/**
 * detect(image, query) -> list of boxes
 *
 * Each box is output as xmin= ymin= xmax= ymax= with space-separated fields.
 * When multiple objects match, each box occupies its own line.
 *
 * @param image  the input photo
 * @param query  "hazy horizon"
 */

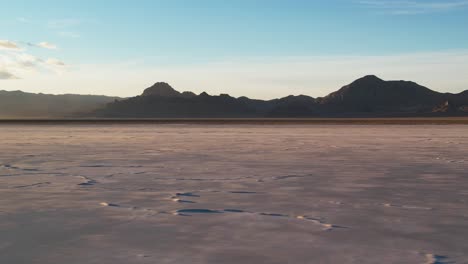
xmin=1 ymin=0 xmax=468 ymax=99
xmin=2 ymin=74 xmax=466 ymax=100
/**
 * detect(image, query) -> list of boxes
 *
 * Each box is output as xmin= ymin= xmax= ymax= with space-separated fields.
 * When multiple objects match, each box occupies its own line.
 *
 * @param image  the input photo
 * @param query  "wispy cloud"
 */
xmin=45 ymin=58 xmax=66 ymax=66
xmin=0 ymin=39 xmax=66 ymax=79
xmin=0 ymin=70 xmax=18 ymax=79
xmin=358 ymin=0 xmax=468 ymax=14
xmin=36 ymin=42 xmax=58 ymax=50
xmin=0 ymin=40 xmax=21 ymax=51
xmin=21 ymin=41 xmax=59 ymax=50
xmin=0 ymin=52 xmax=67 ymax=77
xmin=13 ymin=53 xmax=41 ymax=68
xmin=2 ymin=40 xmax=59 ymax=51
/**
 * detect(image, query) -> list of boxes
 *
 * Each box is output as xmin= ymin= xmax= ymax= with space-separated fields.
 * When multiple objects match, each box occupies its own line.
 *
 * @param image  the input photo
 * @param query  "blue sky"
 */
xmin=1 ymin=0 xmax=468 ymax=98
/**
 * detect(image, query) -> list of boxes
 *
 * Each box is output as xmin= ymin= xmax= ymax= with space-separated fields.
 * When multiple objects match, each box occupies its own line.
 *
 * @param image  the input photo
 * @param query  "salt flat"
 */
xmin=0 ymin=124 xmax=467 ymax=264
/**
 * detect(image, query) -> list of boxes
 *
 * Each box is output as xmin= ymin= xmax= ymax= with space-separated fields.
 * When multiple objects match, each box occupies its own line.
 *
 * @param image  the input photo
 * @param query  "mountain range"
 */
xmin=1 ymin=75 xmax=467 ymax=118
xmin=93 ymin=75 xmax=468 ymax=118
xmin=0 ymin=90 xmax=118 ymax=118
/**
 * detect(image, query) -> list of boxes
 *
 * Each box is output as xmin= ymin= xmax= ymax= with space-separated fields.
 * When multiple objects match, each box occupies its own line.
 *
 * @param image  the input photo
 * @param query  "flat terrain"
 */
xmin=1 ymin=117 xmax=468 ymax=125
xmin=0 ymin=124 xmax=467 ymax=263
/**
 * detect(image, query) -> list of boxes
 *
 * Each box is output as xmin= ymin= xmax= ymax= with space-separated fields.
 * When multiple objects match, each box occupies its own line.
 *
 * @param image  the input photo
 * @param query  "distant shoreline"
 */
xmin=1 ymin=117 xmax=468 ymax=125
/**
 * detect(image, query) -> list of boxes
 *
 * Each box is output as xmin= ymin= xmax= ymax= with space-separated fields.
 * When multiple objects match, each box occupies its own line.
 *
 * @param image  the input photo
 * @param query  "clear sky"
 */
xmin=1 ymin=0 xmax=468 ymax=99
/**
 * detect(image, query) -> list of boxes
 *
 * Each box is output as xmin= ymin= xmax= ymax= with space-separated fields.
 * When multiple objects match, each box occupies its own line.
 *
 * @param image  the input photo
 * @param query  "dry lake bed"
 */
xmin=1 ymin=124 xmax=467 ymax=264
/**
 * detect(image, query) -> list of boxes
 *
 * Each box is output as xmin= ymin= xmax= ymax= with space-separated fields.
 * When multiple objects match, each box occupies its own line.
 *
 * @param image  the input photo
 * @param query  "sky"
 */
xmin=1 ymin=0 xmax=468 ymax=99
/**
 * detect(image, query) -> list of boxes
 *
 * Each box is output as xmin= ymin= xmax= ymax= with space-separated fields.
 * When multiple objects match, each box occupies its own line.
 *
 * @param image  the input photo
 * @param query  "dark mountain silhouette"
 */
xmin=266 ymin=95 xmax=318 ymax=117
xmin=93 ymin=76 xmax=468 ymax=118
xmin=1 ymin=76 xmax=467 ymax=118
xmin=0 ymin=90 xmax=119 ymax=118
xmin=142 ymin=82 xmax=182 ymax=97
xmin=94 ymin=89 xmax=258 ymax=118
xmin=316 ymin=75 xmax=451 ymax=115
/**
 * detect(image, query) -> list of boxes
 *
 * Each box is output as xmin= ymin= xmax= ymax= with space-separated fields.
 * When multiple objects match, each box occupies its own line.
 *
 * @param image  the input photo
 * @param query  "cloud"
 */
xmin=0 ymin=70 xmax=18 ymax=79
xmin=0 ymin=40 xmax=67 ymax=79
xmin=0 ymin=52 xmax=67 ymax=78
xmin=357 ymin=0 xmax=468 ymax=14
xmin=14 ymin=53 xmax=42 ymax=68
xmin=46 ymin=58 xmax=66 ymax=66
xmin=36 ymin=42 xmax=57 ymax=50
xmin=0 ymin=52 xmax=41 ymax=73
xmin=0 ymin=35 xmax=66 ymax=80
xmin=24 ymin=41 xmax=59 ymax=50
xmin=0 ymin=40 xmax=21 ymax=51
xmin=42 ymin=58 xmax=67 ymax=75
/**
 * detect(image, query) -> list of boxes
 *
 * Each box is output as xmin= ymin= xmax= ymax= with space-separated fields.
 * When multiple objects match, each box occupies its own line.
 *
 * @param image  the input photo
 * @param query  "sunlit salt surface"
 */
xmin=0 ymin=124 xmax=467 ymax=263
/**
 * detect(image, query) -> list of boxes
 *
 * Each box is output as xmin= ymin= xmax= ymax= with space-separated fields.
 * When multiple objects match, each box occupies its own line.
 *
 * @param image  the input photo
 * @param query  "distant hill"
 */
xmin=315 ymin=75 xmax=468 ymax=116
xmin=0 ymin=90 xmax=119 ymax=118
xmin=93 ymin=76 xmax=468 ymax=118
xmin=93 ymin=83 xmax=259 ymax=118
xmin=2 ymin=76 xmax=467 ymax=118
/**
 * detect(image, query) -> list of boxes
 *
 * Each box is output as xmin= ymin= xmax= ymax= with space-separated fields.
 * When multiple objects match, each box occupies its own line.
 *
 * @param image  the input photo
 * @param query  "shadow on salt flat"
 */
xmin=77 ymin=176 xmax=98 ymax=186
xmin=170 ymin=176 xmax=255 ymax=182
xmin=175 ymin=192 xmax=200 ymax=197
xmin=100 ymin=202 xmax=120 ymax=207
xmin=1 ymin=164 xmax=40 ymax=172
xmin=260 ymin=212 xmax=288 ymax=217
xmin=80 ymin=165 xmax=144 ymax=168
xmin=171 ymin=198 xmax=196 ymax=204
xmin=14 ymin=182 xmax=50 ymax=188
xmin=96 ymin=190 xmax=346 ymax=231
xmin=173 ymin=208 xmax=346 ymax=231
xmin=425 ymin=254 xmax=454 ymax=264
xmin=79 ymin=165 xmax=110 ymax=168
xmin=272 ymin=175 xmax=307 ymax=180
xmin=175 ymin=209 xmax=222 ymax=214
xmin=223 ymin=209 xmax=245 ymax=213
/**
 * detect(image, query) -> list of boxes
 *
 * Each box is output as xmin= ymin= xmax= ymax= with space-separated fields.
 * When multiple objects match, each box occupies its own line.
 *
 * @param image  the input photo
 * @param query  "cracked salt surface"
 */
xmin=0 ymin=124 xmax=467 ymax=264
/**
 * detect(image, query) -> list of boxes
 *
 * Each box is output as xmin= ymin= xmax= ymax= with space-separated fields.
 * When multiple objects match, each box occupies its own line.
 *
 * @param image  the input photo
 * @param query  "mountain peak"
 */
xmin=352 ymin=75 xmax=384 ymax=85
xmin=142 ymin=82 xmax=181 ymax=97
